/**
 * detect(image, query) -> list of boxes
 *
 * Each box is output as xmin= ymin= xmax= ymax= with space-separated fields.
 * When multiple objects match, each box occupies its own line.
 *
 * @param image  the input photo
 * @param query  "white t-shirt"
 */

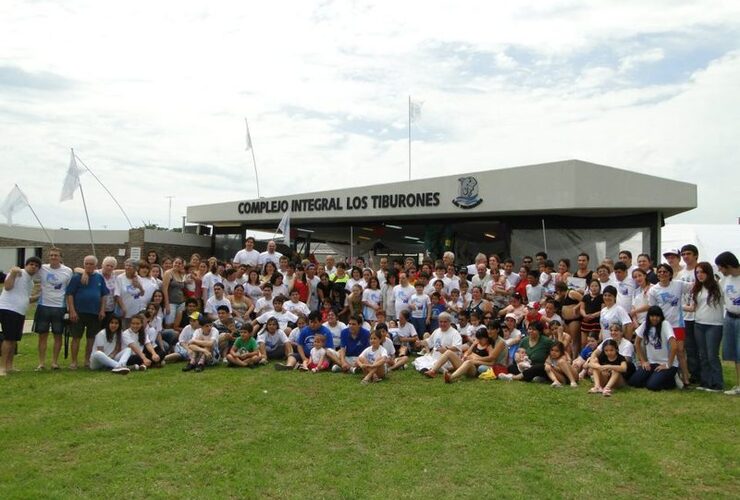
xmin=648 ymin=280 xmax=692 ymax=328
xmin=38 ymin=264 xmax=72 ymax=308
xmin=146 ymin=326 xmax=158 ymax=345
xmin=192 ymin=327 xmax=218 ymax=347
xmin=599 ymin=304 xmax=632 ymax=338
xmin=676 ymin=268 xmax=696 ymax=321
xmin=504 ymin=271 xmax=521 ymax=288
xmin=408 ymin=293 xmax=430 ymax=319
xmin=258 ymin=251 xmax=282 ymax=268
xmin=98 ymin=271 xmax=117 ymax=312
xmin=632 ymin=286 xmax=651 ymax=324
xmin=233 ymin=248 xmax=260 ymax=267
xmin=256 ymin=310 xmax=298 ymax=331
xmin=636 ymin=320 xmax=677 ymax=366
xmin=322 ymin=321 xmax=346 ymax=348
xmin=598 ymin=337 xmax=634 ymax=359
xmin=284 ymin=300 xmax=311 ymax=317
xmin=721 ymin=274 xmax=740 ymax=315
xmin=115 ymin=274 xmax=144 ymax=318
xmin=615 ymin=279 xmax=635 ymax=311
xmin=0 ymin=269 xmax=36 ymax=315
xmin=525 ymin=284 xmax=545 ymax=304
xmin=307 ymin=275 xmax=320 ymax=311
xmin=93 ymin=329 xmax=117 ymax=357
xmin=381 ymin=338 xmax=396 ymax=358
xmin=254 ymin=296 xmax=274 ymax=316
xmin=205 ymin=296 xmax=232 ymax=316
xmin=310 ymin=346 xmax=326 ymax=364
xmin=362 ymin=288 xmax=383 ymax=321
xmin=138 ymin=276 xmax=160 ymax=306
xmin=694 ymin=288 xmax=724 ymax=325
xmin=244 ymin=283 xmax=263 ymax=301
xmin=359 ymin=345 xmax=388 ymax=364
xmin=257 ymin=329 xmax=289 ymax=351
xmin=393 ymin=322 xmax=418 ymax=343
xmin=272 ymin=283 xmax=289 ymax=298
xmin=201 ymin=272 xmax=222 ymax=300
xmin=122 ymin=328 xmax=151 ymax=350
xmin=346 ymin=278 xmax=366 ymax=292
xmin=178 ymin=325 xmax=195 ymax=344
xmin=426 ymin=327 xmax=463 ymax=352
xmin=392 ymin=284 xmax=416 ymax=315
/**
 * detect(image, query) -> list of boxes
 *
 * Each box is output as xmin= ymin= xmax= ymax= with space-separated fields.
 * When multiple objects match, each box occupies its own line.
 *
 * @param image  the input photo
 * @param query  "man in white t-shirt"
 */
xmin=204 ymin=283 xmax=232 ymax=320
xmin=33 ymin=247 xmax=73 ymax=370
xmin=252 ymin=296 xmax=298 ymax=335
xmin=0 ymin=256 xmax=41 ymax=375
xmin=232 ymin=236 xmax=261 ymax=268
xmin=678 ymin=244 xmax=699 ymax=384
xmin=613 ymin=262 xmax=636 ymax=312
xmin=258 ymin=240 xmax=283 ymax=272
xmin=324 ymin=255 xmax=338 ymax=278
xmin=715 ymin=251 xmax=740 ymax=395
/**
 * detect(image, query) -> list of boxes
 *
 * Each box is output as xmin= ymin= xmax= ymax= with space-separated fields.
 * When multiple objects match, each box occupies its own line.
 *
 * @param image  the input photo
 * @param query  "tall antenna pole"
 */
xmin=408 ymin=95 xmax=411 ymax=181
xmin=165 ymin=195 xmax=174 ymax=228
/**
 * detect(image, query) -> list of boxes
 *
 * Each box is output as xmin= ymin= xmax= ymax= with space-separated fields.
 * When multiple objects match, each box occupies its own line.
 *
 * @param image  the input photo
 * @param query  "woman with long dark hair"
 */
xmin=691 ymin=262 xmax=725 ymax=391
xmin=629 ymin=306 xmax=679 ymax=391
xmin=89 ymin=316 xmax=130 ymax=374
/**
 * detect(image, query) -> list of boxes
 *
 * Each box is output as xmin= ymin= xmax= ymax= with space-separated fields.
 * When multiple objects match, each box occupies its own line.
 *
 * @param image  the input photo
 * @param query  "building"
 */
xmin=0 ymin=225 xmax=212 ymax=271
xmin=186 ymin=159 xmax=697 ymax=264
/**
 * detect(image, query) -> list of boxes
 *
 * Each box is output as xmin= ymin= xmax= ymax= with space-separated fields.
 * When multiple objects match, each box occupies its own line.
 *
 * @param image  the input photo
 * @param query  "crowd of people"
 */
xmin=0 ymin=237 xmax=738 ymax=397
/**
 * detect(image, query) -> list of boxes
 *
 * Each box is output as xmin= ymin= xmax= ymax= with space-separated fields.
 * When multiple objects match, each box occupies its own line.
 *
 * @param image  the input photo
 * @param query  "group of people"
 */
xmin=0 ymin=238 xmax=738 ymax=396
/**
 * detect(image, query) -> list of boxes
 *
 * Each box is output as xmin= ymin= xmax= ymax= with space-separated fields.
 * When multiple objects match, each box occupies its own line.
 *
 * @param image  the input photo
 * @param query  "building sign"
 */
xmin=237 ymin=192 xmax=441 ymax=215
xmin=452 ymin=176 xmax=483 ymax=209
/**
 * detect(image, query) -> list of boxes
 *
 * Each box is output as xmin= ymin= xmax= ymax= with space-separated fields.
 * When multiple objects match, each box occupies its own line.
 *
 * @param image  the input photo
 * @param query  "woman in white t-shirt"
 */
xmin=90 ymin=316 xmax=130 ymax=374
xmin=121 ymin=314 xmax=160 ymax=370
xmin=689 ymin=262 xmax=725 ymax=391
xmin=361 ymin=277 xmax=382 ymax=322
xmin=630 ymin=268 xmax=652 ymax=325
xmin=598 ymin=286 xmax=634 ymax=341
xmin=628 ymin=306 xmax=678 ymax=391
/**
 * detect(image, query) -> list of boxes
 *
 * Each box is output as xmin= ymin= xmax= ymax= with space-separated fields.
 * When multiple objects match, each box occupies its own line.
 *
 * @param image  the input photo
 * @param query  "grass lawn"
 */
xmin=1 ymin=336 xmax=738 ymax=499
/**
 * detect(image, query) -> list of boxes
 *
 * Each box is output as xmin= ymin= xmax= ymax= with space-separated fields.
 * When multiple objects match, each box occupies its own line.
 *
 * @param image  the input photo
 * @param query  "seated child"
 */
xmin=302 ymin=333 xmax=330 ymax=372
xmin=514 ymin=347 xmax=532 ymax=373
xmin=544 ymin=341 xmax=578 ymax=388
xmin=356 ymin=330 xmax=389 ymax=384
xmin=572 ymin=333 xmax=600 ymax=379
xmin=226 ymin=325 xmax=262 ymax=367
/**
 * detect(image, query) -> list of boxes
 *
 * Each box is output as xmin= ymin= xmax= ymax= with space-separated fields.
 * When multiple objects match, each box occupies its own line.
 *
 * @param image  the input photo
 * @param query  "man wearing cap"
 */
xmin=663 ymin=248 xmax=683 ymax=276
xmin=164 ymin=311 xmax=200 ymax=364
xmin=183 ymin=315 xmax=219 ymax=372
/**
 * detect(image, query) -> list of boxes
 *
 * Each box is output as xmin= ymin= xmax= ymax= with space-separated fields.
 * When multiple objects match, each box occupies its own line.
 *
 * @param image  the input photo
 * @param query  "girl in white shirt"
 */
xmin=689 ymin=262 xmax=725 ymax=391
xmin=121 ymin=314 xmax=160 ymax=371
xmin=356 ymin=330 xmax=388 ymax=384
xmin=629 ymin=306 xmax=679 ymax=391
xmin=90 ymin=316 xmax=130 ymax=374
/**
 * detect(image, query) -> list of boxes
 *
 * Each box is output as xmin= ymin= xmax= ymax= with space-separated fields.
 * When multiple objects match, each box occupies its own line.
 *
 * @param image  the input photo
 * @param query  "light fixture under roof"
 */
xmin=385 ymin=224 xmax=402 ymax=230
xmin=357 ymin=235 xmax=371 ymax=240
xmin=404 ymin=235 xmax=420 ymax=240
xmin=484 ymin=233 xmax=496 ymax=239
xmin=361 ymin=227 xmax=374 ymax=232
xmin=295 ymin=227 xmax=315 ymax=233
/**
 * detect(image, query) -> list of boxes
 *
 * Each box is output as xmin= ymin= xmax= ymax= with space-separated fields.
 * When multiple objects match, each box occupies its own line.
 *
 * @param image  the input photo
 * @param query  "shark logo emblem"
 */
xmin=453 ymin=176 xmax=483 ymax=209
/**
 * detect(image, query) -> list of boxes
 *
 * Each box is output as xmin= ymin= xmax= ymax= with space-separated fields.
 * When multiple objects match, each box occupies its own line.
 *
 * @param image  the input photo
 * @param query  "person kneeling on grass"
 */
xmin=226 ymin=325 xmax=262 ymax=367
xmin=90 ymin=316 xmax=131 ymax=375
xmin=589 ymin=339 xmax=629 ymax=397
xmin=182 ymin=315 xmax=219 ymax=373
xmin=356 ymin=330 xmax=389 ymax=384
xmin=122 ymin=314 xmax=160 ymax=372
xmin=302 ymin=332 xmax=330 ymax=372
xmin=544 ymin=341 xmax=578 ymax=388
xmin=628 ymin=306 xmax=679 ymax=391
xmin=164 ymin=311 xmax=198 ymax=364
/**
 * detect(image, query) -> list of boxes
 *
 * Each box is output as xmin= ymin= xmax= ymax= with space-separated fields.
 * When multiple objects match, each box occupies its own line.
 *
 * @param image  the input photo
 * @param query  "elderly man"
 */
xmin=0 ymin=256 xmax=42 ymax=375
xmin=66 ymin=255 xmax=109 ymax=370
xmin=412 ymin=312 xmax=463 ymax=374
xmin=258 ymin=240 xmax=283 ymax=271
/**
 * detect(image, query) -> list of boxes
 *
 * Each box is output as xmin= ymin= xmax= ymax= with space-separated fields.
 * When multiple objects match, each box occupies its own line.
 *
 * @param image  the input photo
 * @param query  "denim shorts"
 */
xmin=33 ymin=305 xmax=66 ymax=335
xmin=722 ymin=315 xmax=740 ymax=362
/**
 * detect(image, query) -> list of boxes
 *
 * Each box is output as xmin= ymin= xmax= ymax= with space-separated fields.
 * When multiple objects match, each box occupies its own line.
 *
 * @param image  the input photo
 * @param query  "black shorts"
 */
xmin=33 ymin=305 xmax=66 ymax=335
xmin=69 ymin=313 xmax=101 ymax=339
xmin=0 ymin=309 xmax=26 ymax=342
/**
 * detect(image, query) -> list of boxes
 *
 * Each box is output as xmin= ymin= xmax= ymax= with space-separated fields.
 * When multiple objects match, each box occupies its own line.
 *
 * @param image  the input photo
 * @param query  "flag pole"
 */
xmin=74 ymin=154 xmax=134 ymax=228
xmin=78 ymin=179 xmax=96 ymax=257
xmin=245 ymin=118 xmax=261 ymax=198
xmin=408 ymin=95 xmax=411 ymax=181
xmin=17 ymin=185 xmax=54 ymax=245
xmin=541 ymin=218 xmax=548 ymax=254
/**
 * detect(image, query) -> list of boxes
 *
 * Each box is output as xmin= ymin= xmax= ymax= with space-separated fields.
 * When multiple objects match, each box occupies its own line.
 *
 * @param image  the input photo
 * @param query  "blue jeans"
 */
xmin=695 ymin=322 xmax=724 ymax=390
xmin=723 ymin=315 xmax=740 ymax=362
xmin=683 ymin=320 xmax=701 ymax=383
xmin=410 ymin=317 xmax=427 ymax=337
xmin=628 ymin=364 xmax=678 ymax=391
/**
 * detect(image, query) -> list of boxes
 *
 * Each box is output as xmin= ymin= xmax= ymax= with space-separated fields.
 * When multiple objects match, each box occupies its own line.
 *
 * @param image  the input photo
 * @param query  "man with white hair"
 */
xmin=467 ymin=253 xmax=487 ymax=277
xmin=66 ymin=255 xmax=109 ymax=369
xmin=412 ymin=312 xmax=462 ymax=373
xmin=442 ymin=251 xmax=456 ymax=268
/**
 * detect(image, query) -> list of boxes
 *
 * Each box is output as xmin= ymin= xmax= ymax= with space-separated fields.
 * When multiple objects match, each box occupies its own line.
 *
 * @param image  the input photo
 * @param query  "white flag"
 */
xmin=245 ymin=118 xmax=253 ymax=151
xmin=0 ymin=184 xmax=29 ymax=224
xmin=60 ymin=149 xmax=85 ymax=202
xmin=277 ymin=208 xmax=291 ymax=246
xmin=410 ymin=99 xmax=423 ymax=123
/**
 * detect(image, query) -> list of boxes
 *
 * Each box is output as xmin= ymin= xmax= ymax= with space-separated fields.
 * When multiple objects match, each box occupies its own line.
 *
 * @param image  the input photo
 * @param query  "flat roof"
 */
xmin=187 ymin=159 xmax=697 ymax=227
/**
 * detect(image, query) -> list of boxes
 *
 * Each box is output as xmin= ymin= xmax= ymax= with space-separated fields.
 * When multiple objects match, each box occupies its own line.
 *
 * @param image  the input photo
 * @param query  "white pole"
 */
xmin=165 ymin=195 xmax=174 ymax=228
xmin=78 ymin=180 xmax=96 ymax=257
xmin=74 ymin=154 xmax=134 ymax=228
xmin=246 ymin=117 xmax=261 ymax=198
xmin=541 ymin=218 xmax=548 ymax=254
xmin=350 ymin=226 xmax=354 ymax=262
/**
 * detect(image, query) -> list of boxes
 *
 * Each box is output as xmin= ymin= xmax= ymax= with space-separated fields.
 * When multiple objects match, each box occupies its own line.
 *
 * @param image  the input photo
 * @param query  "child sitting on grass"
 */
xmin=544 ymin=341 xmax=578 ymax=387
xmin=572 ymin=333 xmax=599 ymax=379
xmin=513 ymin=347 xmax=532 ymax=373
xmin=182 ymin=315 xmax=218 ymax=373
xmin=302 ymin=333 xmax=329 ymax=372
xmin=356 ymin=330 xmax=388 ymax=384
xmin=226 ymin=325 xmax=261 ymax=367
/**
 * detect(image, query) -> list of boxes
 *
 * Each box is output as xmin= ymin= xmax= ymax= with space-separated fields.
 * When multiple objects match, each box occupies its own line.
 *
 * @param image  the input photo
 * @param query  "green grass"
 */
xmin=1 ymin=337 xmax=739 ymax=499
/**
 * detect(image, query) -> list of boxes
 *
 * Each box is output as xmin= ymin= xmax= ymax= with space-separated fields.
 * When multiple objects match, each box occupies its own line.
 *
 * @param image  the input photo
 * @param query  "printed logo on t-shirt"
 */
xmin=46 ymin=273 xmax=63 ymax=290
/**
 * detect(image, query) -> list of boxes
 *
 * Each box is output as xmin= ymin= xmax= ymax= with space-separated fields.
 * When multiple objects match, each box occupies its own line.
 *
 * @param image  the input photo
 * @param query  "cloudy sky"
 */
xmin=1 ymin=0 xmax=739 ymax=230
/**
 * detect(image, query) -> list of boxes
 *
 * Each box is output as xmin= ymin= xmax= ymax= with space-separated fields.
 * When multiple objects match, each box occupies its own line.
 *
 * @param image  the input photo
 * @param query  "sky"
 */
xmin=1 ymin=0 xmax=739 ymax=230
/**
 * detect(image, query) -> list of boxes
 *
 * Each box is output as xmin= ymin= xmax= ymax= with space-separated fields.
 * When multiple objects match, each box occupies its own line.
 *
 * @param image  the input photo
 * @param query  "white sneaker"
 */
xmin=674 ymin=374 xmax=684 ymax=389
xmin=331 ymin=365 xmax=342 ymax=373
xmin=112 ymin=366 xmax=130 ymax=375
xmin=497 ymin=373 xmax=514 ymax=381
xmin=724 ymin=385 xmax=740 ymax=396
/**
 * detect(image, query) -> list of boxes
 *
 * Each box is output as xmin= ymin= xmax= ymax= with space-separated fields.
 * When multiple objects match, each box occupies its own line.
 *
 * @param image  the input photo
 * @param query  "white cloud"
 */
xmin=0 ymin=0 xmax=739 ymax=230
